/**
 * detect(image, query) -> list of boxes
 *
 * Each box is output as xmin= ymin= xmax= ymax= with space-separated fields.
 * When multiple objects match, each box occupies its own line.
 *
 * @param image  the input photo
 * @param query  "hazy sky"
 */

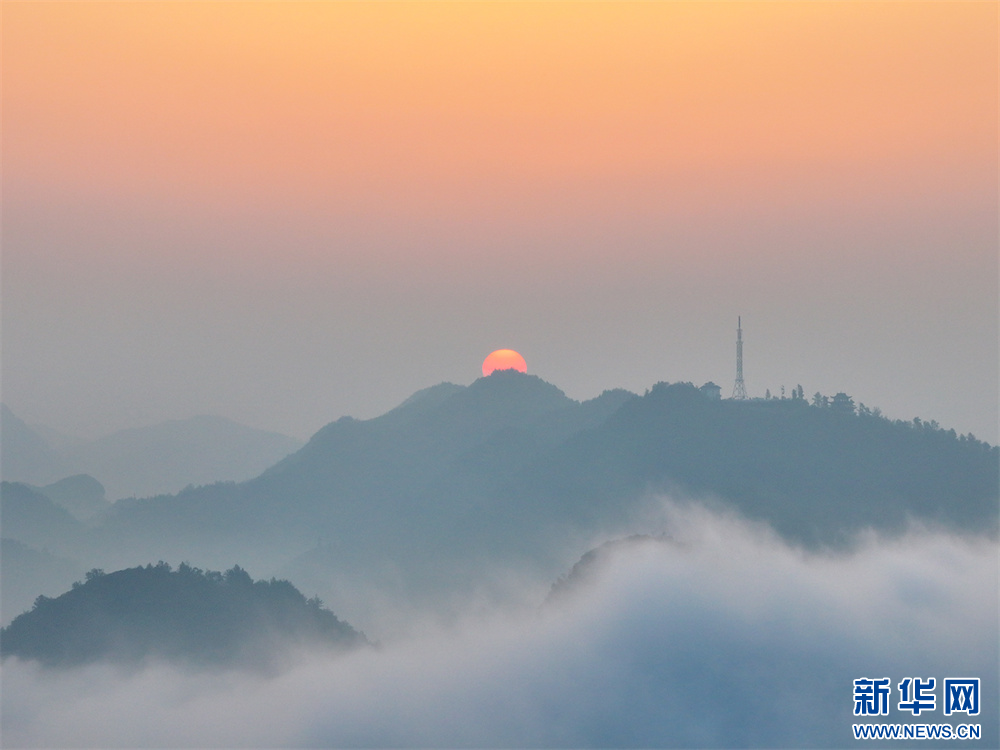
xmin=3 ymin=2 xmax=997 ymax=442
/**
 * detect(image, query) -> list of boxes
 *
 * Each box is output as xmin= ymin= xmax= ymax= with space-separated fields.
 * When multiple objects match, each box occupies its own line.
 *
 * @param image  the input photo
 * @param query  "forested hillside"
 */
xmin=1 ymin=563 xmax=365 ymax=669
xmin=518 ymin=381 xmax=998 ymax=544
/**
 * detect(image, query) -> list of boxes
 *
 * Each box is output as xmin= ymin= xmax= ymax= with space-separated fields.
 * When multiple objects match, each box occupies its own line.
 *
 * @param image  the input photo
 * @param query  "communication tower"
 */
xmin=732 ymin=316 xmax=748 ymax=400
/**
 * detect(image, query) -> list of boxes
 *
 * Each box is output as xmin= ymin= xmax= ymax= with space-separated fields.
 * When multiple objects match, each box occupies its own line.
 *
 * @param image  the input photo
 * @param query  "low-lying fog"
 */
xmin=3 ymin=502 xmax=996 ymax=748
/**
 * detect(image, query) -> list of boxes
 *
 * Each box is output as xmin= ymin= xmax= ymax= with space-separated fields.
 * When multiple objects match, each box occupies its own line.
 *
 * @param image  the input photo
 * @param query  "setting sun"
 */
xmin=482 ymin=349 xmax=527 ymax=377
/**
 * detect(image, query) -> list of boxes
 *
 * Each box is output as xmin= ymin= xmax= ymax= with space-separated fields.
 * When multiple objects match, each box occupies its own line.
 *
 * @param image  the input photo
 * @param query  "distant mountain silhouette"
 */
xmin=1 ymin=482 xmax=95 ymax=625
xmin=30 ymin=474 xmax=109 ymax=521
xmin=15 ymin=374 xmax=998 ymax=616
xmin=61 ymin=414 xmax=303 ymax=500
xmin=0 ymin=404 xmax=73 ymax=485
xmin=1 ymin=539 xmax=80 ymax=626
xmin=1 ymin=405 xmax=303 ymax=500
xmin=95 ymin=373 xmax=636 ymax=571
xmin=1 ymin=483 xmax=87 ymax=556
xmin=0 ymin=563 xmax=365 ymax=669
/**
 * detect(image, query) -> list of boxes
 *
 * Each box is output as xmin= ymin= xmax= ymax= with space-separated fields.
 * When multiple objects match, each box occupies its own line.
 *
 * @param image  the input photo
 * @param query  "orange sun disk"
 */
xmin=482 ymin=349 xmax=527 ymax=377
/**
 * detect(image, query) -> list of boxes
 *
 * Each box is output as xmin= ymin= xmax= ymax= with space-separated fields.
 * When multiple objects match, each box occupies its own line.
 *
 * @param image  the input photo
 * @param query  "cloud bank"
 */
xmin=3 ymin=504 xmax=996 ymax=748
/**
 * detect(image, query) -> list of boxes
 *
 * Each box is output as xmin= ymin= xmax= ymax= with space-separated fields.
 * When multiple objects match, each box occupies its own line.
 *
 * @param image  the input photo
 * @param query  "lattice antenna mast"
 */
xmin=732 ymin=316 xmax=748 ymax=400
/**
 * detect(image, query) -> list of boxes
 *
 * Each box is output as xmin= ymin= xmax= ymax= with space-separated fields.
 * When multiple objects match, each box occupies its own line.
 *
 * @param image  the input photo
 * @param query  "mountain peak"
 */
xmin=468 ymin=369 xmax=572 ymax=404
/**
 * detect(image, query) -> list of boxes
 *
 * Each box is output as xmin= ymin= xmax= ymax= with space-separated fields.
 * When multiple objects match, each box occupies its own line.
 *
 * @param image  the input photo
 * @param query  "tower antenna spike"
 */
xmin=732 ymin=317 xmax=748 ymax=400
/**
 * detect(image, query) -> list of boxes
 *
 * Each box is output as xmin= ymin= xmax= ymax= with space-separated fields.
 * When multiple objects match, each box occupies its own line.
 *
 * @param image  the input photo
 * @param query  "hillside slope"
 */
xmin=0 ymin=563 xmax=365 ymax=669
xmin=61 ymin=375 xmax=999 ymax=609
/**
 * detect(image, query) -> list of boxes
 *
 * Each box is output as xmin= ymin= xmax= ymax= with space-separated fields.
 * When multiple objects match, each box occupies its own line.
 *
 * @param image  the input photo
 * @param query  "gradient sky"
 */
xmin=3 ymin=1 xmax=997 ymax=442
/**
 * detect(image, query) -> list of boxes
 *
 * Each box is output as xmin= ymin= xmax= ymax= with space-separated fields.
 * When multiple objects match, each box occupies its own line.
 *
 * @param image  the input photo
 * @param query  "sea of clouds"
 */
xmin=2 ymin=502 xmax=996 ymax=748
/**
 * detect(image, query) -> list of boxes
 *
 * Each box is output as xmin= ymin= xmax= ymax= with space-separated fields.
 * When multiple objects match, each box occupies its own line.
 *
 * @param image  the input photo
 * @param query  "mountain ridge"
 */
xmin=4 ymin=373 xmax=996 ymax=628
xmin=1 ymin=406 xmax=303 ymax=500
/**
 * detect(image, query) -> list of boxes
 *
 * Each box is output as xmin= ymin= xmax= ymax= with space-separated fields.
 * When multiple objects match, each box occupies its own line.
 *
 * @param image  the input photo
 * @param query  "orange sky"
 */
xmin=7 ymin=1 xmax=995 ymax=225
xmin=3 ymin=2 xmax=997 ymax=442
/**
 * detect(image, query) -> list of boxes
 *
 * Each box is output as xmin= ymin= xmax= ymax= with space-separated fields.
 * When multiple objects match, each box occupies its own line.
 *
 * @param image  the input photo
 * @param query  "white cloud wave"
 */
xmin=2 ymin=503 xmax=996 ymax=748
